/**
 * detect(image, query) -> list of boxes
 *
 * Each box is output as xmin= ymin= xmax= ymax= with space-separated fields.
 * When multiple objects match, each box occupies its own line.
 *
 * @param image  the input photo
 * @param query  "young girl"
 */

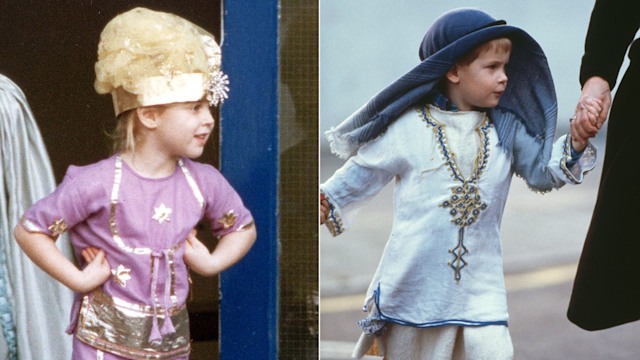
xmin=320 ymin=8 xmax=600 ymax=359
xmin=13 ymin=8 xmax=256 ymax=359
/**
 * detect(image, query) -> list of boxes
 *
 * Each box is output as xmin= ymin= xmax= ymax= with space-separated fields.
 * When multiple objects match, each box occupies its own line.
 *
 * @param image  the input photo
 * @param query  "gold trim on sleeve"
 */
xmin=217 ymin=210 xmax=237 ymax=229
xmin=47 ymin=218 xmax=68 ymax=238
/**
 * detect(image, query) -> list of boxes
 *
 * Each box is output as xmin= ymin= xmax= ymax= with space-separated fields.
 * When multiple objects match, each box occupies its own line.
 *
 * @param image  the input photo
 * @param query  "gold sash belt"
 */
xmin=76 ymin=289 xmax=190 ymax=359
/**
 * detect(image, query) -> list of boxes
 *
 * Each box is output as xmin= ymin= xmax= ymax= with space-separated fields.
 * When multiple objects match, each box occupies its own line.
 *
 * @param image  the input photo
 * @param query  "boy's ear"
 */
xmin=136 ymin=106 xmax=159 ymax=129
xmin=446 ymin=65 xmax=461 ymax=84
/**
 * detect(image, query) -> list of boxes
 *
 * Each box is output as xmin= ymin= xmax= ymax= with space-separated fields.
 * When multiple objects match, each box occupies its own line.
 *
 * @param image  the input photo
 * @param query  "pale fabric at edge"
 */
xmin=0 ymin=74 xmax=74 ymax=359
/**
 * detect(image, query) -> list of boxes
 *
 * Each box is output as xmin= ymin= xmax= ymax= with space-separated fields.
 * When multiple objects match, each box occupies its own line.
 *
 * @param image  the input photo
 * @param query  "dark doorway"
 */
xmin=0 ymin=1 xmax=221 ymax=178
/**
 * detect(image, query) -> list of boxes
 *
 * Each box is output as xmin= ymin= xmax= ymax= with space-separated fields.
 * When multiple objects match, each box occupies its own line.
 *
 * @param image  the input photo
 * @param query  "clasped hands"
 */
xmin=570 ymin=76 xmax=612 ymax=152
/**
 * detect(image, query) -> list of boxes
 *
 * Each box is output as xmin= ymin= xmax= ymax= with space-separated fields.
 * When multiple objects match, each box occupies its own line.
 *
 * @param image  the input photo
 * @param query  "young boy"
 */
xmin=320 ymin=8 xmax=600 ymax=359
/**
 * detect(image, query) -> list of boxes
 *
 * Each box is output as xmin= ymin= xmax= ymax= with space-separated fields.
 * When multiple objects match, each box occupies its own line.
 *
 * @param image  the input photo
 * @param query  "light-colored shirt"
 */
xmin=322 ymin=105 xmax=596 ymax=331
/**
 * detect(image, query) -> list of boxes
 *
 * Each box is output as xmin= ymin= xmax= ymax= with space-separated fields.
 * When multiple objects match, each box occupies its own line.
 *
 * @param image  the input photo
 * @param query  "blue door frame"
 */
xmin=219 ymin=1 xmax=279 ymax=359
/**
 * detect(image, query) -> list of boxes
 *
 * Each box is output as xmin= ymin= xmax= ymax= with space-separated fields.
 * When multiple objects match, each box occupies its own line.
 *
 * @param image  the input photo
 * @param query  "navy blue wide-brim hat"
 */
xmin=419 ymin=8 xmax=520 ymax=62
xmin=327 ymin=8 xmax=557 ymax=163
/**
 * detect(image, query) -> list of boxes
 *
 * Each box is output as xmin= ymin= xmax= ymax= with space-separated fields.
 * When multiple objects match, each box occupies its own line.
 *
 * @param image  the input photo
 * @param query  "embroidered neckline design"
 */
xmin=418 ymin=105 xmax=491 ymax=282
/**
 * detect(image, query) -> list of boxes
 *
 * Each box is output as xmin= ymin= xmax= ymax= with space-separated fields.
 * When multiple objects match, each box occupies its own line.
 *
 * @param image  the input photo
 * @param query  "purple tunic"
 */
xmin=21 ymin=154 xmax=253 ymax=358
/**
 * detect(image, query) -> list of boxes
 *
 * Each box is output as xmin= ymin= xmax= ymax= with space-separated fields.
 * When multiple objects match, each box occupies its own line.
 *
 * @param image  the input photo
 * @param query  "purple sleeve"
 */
xmin=197 ymin=164 xmax=253 ymax=238
xmin=20 ymin=166 xmax=91 ymax=239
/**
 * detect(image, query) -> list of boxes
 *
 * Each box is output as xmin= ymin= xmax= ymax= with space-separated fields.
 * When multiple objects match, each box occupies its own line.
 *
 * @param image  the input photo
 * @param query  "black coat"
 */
xmin=567 ymin=0 xmax=640 ymax=330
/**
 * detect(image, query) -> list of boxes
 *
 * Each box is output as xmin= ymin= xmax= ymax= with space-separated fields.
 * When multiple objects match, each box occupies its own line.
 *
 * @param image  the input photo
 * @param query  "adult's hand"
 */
xmin=571 ymin=76 xmax=611 ymax=147
xmin=580 ymin=76 xmax=611 ymax=129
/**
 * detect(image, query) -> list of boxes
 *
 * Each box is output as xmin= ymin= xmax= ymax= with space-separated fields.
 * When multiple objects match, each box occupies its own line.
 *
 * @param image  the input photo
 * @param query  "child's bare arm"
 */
xmin=14 ymin=224 xmax=111 ymax=293
xmin=184 ymin=224 xmax=257 ymax=277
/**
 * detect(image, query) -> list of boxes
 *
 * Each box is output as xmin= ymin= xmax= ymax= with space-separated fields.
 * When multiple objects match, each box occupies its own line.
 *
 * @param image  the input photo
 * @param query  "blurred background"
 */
xmin=319 ymin=1 xmax=640 ymax=359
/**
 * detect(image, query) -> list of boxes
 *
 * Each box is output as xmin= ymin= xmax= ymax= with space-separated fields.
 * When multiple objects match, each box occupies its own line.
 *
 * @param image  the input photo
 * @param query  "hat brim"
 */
xmin=427 ymin=24 xmax=534 ymax=68
xmin=326 ymin=21 xmax=554 ymax=160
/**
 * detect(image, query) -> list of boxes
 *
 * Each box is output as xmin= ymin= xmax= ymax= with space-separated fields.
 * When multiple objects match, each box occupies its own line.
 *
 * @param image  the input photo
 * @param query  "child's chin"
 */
xmin=184 ymin=150 xmax=204 ymax=159
xmin=485 ymin=99 xmax=500 ymax=108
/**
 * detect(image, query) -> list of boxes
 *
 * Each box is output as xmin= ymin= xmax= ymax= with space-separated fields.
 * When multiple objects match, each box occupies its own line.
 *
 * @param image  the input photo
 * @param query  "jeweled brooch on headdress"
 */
xmin=207 ymin=70 xmax=229 ymax=107
xmin=202 ymin=35 xmax=229 ymax=106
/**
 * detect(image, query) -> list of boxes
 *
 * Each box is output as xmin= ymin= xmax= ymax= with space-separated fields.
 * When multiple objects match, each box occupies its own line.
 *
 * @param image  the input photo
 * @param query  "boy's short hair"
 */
xmin=458 ymin=37 xmax=512 ymax=65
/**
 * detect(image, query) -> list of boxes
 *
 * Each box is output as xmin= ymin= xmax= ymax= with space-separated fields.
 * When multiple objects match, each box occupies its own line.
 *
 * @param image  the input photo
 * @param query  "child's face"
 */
xmin=154 ymin=99 xmax=215 ymax=159
xmin=451 ymin=47 xmax=510 ymax=111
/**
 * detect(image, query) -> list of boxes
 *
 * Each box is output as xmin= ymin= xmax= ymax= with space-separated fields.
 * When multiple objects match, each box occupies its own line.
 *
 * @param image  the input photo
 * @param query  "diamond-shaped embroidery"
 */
xmin=419 ymin=106 xmax=491 ymax=282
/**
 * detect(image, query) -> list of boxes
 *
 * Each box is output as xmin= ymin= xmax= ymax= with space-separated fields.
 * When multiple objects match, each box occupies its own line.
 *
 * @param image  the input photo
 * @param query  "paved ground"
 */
xmin=319 ymin=136 xmax=640 ymax=359
xmin=321 ymin=278 xmax=640 ymax=360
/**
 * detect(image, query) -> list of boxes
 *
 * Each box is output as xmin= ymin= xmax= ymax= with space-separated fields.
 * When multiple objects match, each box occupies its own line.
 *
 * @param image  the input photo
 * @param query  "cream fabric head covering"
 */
xmin=95 ymin=7 xmax=228 ymax=115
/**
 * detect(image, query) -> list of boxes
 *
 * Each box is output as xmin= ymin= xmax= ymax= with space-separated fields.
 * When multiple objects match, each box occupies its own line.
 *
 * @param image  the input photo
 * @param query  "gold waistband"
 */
xmin=76 ymin=289 xmax=190 ymax=359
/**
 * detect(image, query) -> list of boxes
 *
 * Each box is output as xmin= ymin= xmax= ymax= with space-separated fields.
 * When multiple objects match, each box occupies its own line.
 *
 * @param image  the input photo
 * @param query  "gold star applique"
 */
xmin=152 ymin=203 xmax=172 ymax=224
xmin=111 ymin=264 xmax=132 ymax=288
xmin=217 ymin=210 xmax=237 ymax=229
xmin=48 ymin=218 xmax=67 ymax=238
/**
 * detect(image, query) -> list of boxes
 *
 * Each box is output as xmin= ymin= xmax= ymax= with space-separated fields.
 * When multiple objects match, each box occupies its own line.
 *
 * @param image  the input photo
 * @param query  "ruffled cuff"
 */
xmin=559 ymin=134 xmax=597 ymax=184
xmin=320 ymin=190 xmax=345 ymax=237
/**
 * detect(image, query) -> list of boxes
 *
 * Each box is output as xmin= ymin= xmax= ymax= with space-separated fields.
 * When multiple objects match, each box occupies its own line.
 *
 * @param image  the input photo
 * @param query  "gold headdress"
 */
xmin=95 ymin=7 xmax=229 ymax=115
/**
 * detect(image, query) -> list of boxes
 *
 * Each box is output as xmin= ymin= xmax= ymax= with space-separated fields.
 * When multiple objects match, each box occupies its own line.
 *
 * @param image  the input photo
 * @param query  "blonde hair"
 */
xmin=111 ymin=110 xmax=138 ymax=153
xmin=458 ymin=37 xmax=512 ymax=65
xmin=111 ymin=105 xmax=170 ymax=153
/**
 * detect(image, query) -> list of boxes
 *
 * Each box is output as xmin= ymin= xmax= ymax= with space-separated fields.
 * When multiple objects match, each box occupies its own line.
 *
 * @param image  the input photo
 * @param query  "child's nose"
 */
xmin=202 ymin=110 xmax=215 ymax=127
xmin=499 ymin=70 xmax=508 ymax=83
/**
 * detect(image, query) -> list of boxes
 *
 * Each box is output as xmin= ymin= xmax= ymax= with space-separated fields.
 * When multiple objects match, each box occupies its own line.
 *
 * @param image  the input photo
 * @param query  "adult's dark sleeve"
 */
xmin=579 ymin=0 xmax=640 ymax=89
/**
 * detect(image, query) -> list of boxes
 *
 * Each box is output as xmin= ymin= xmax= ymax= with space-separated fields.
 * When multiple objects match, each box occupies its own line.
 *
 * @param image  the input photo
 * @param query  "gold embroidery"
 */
xmin=236 ymin=221 xmax=255 ymax=232
xmin=48 ymin=218 xmax=67 ymax=238
xmin=152 ymin=203 xmax=172 ymax=224
xmin=111 ymin=264 xmax=132 ymax=288
xmin=217 ymin=210 xmax=237 ymax=229
xmin=178 ymin=159 xmax=205 ymax=209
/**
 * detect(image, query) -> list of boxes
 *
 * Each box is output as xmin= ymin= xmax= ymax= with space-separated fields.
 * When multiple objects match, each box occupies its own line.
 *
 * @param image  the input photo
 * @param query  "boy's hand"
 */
xmin=320 ymin=195 xmax=330 ymax=225
xmin=579 ymin=96 xmax=603 ymax=126
xmin=581 ymin=76 xmax=612 ymax=129
xmin=571 ymin=76 xmax=612 ymax=151
xmin=571 ymin=96 xmax=602 ymax=151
